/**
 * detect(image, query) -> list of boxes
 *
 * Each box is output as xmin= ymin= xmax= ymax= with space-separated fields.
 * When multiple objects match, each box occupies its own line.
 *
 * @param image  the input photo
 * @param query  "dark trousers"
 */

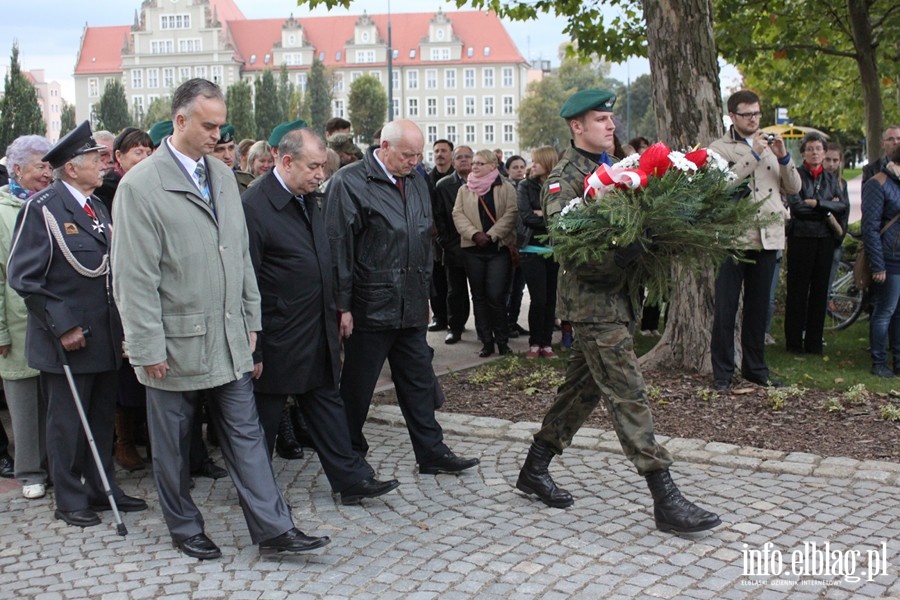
xmin=445 ymin=263 xmax=471 ymax=334
xmin=340 ymin=326 xmax=449 ymax=464
xmin=0 ymin=415 xmax=9 ymax=455
xmin=785 ymin=236 xmax=835 ymax=353
xmin=711 ymin=250 xmax=778 ymax=382
xmin=463 ymin=249 xmax=512 ymax=346
xmin=506 ymin=266 xmax=526 ymax=325
xmin=255 ymin=389 xmax=372 ymax=493
xmin=521 ymin=253 xmax=559 ymax=347
xmin=146 ymin=374 xmax=293 ymax=544
xmin=430 ymin=260 xmax=448 ymax=326
xmin=41 ymin=370 xmax=122 ymax=511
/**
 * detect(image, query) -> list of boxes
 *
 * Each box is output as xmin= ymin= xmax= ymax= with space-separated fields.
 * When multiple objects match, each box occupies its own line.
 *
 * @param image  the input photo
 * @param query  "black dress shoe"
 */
xmin=0 ymin=453 xmax=14 ymax=478
xmin=90 ymin=494 xmax=148 ymax=513
xmin=497 ymin=343 xmax=513 ymax=356
xmin=478 ymin=344 xmax=494 ymax=358
xmin=54 ymin=509 xmax=101 ymax=527
xmin=712 ymin=380 xmax=731 ymax=392
xmin=191 ymin=458 xmax=228 ymax=479
xmin=743 ymin=373 xmax=784 ymax=388
xmin=428 ymin=321 xmax=448 ymax=332
xmin=259 ymin=527 xmax=330 ymax=554
xmin=419 ymin=452 xmax=480 ymax=475
xmin=340 ymin=477 xmax=401 ymax=505
xmin=174 ymin=533 xmax=222 ymax=560
xmin=275 ymin=412 xmax=305 ymax=460
xmin=444 ymin=331 xmax=461 ymax=345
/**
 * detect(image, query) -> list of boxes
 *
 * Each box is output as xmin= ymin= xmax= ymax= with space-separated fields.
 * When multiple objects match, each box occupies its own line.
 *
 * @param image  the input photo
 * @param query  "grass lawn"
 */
xmin=634 ymin=315 xmax=900 ymax=394
xmin=844 ymin=167 xmax=863 ymax=180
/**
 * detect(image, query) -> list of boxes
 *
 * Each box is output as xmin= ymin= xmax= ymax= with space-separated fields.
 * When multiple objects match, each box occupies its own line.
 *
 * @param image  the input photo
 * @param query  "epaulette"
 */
xmin=29 ymin=188 xmax=53 ymax=206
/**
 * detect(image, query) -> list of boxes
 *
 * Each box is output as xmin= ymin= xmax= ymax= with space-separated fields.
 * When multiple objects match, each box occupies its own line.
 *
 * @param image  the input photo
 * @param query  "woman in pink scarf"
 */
xmin=452 ymin=149 xmax=519 ymax=357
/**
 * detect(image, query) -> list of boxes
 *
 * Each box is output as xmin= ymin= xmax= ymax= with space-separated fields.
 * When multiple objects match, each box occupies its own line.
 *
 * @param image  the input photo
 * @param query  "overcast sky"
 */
xmin=1 ymin=0 xmax=664 ymax=102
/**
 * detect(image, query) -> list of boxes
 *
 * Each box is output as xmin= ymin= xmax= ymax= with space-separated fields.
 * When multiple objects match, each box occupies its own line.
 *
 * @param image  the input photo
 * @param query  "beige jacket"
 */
xmin=452 ymin=179 xmax=519 ymax=249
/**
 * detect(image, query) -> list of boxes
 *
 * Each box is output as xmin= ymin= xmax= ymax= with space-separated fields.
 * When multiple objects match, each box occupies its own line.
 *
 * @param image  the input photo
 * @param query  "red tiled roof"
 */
xmin=229 ymin=11 xmax=524 ymax=72
xmin=209 ymin=0 xmax=244 ymax=25
xmin=75 ymin=25 xmax=131 ymax=75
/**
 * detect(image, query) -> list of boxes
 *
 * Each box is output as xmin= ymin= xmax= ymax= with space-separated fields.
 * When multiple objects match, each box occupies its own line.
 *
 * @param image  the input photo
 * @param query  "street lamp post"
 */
xmin=387 ymin=0 xmax=393 ymax=122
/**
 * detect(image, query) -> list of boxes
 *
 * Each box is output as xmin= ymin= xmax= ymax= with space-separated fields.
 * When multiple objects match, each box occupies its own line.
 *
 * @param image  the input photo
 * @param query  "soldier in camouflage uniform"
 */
xmin=515 ymin=89 xmax=721 ymax=534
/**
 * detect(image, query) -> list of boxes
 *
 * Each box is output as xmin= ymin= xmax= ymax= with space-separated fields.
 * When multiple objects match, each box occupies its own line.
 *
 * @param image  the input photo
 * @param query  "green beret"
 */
xmin=559 ymin=89 xmax=616 ymax=119
xmin=148 ymin=120 xmax=173 ymax=148
xmin=218 ymin=124 xmax=235 ymax=144
xmin=268 ymin=119 xmax=308 ymax=147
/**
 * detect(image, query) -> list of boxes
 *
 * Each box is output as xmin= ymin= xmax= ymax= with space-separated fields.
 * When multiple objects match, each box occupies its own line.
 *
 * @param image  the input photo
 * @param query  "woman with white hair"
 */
xmin=0 ymin=134 xmax=53 ymax=499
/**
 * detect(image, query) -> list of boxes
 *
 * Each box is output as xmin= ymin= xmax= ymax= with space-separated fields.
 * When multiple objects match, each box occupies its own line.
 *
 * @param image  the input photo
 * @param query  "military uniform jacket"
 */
xmin=7 ymin=180 xmax=123 ymax=374
xmin=325 ymin=147 xmax=433 ymax=331
xmin=542 ymin=145 xmax=632 ymax=324
xmin=111 ymin=141 xmax=261 ymax=391
xmin=242 ymin=171 xmax=339 ymax=394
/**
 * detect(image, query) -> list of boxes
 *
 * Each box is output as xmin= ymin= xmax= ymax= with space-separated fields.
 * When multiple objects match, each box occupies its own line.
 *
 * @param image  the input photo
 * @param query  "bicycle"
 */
xmin=825 ymin=259 xmax=866 ymax=330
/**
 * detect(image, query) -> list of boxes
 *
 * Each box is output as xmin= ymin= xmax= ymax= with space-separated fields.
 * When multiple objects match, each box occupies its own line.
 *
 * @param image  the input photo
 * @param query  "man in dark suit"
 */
xmin=242 ymin=128 xmax=399 ymax=505
xmin=862 ymin=126 xmax=900 ymax=183
xmin=7 ymin=121 xmax=147 ymax=528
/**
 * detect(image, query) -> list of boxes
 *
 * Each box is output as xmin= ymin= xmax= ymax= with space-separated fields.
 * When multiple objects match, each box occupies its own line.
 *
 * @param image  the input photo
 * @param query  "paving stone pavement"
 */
xmin=1 ymin=404 xmax=898 ymax=599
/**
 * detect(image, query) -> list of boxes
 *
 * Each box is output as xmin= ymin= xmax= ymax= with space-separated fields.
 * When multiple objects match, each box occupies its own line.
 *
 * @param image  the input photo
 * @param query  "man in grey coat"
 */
xmin=111 ymin=78 xmax=329 ymax=559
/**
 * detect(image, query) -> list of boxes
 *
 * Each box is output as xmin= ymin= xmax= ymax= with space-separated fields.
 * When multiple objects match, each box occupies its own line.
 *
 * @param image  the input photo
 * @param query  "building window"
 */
xmin=503 ymin=124 xmax=514 ymax=143
xmin=151 ymin=40 xmax=174 ymax=54
xmin=446 ymin=124 xmax=457 ymax=144
xmin=211 ymin=66 xmax=223 ymax=85
xmin=160 ymin=14 xmax=191 ymax=30
xmin=392 ymin=70 xmax=400 ymax=91
xmin=147 ymin=68 xmax=159 ymax=88
xmin=392 ymin=98 xmax=400 ymax=118
xmin=369 ymin=70 xmax=381 ymax=82
xmin=194 ymin=66 xmax=207 ymax=79
xmin=296 ymin=72 xmax=308 ymax=93
xmin=425 ymin=70 xmax=437 ymax=89
xmin=132 ymin=95 xmax=144 ymax=117
xmin=465 ymin=124 xmax=476 ymax=144
xmin=163 ymin=68 xmax=175 ymax=88
xmin=484 ymin=124 xmax=495 ymax=144
xmin=502 ymin=95 xmax=514 ymax=115
xmin=178 ymin=39 xmax=201 ymax=53
xmin=464 ymin=68 xmax=475 ymax=88
xmin=426 ymin=97 xmax=437 ymax=117
xmin=444 ymin=68 xmax=456 ymax=90
xmin=464 ymin=96 xmax=475 ymax=116
xmin=483 ymin=96 xmax=494 ymax=116
xmin=445 ymin=96 xmax=456 ymax=117
xmin=407 ymin=70 xmax=418 ymax=90
xmin=355 ymin=49 xmax=375 ymax=63
xmin=430 ymin=47 xmax=450 ymax=61
xmin=88 ymin=78 xmax=99 ymax=97
xmin=351 ymin=71 xmax=362 ymax=83
xmin=131 ymin=69 xmax=143 ymax=89
xmin=283 ymin=53 xmax=302 ymax=66
xmin=179 ymin=67 xmax=191 ymax=83
xmin=333 ymin=73 xmax=344 ymax=93
xmin=483 ymin=68 xmax=494 ymax=88
xmin=502 ymin=67 xmax=514 ymax=87
xmin=333 ymin=99 xmax=345 ymax=118
xmin=427 ymin=125 xmax=438 ymax=145
xmin=361 ymin=31 xmax=370 ymax=43
xmin=407 ymin=97 xmax=419 ymax=118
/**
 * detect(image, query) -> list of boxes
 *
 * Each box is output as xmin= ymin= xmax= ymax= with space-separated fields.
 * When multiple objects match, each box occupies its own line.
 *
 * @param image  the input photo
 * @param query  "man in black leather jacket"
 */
xmin=325 ymin=119 xmax=479 ymax=476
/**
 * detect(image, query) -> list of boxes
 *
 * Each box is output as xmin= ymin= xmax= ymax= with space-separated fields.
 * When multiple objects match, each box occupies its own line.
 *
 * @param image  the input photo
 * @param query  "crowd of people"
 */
xmin=1 ymin=75 xmax=898 ymax=558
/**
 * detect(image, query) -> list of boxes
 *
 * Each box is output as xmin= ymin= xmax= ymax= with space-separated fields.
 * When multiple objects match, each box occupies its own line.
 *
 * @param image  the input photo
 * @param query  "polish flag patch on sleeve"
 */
xmin=548 ymin=182 xmax=561 ymax=194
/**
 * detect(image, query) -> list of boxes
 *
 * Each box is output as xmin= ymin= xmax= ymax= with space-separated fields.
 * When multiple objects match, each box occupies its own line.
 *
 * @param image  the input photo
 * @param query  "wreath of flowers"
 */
xmin=549 ymin=142 xmax=768 ymax=304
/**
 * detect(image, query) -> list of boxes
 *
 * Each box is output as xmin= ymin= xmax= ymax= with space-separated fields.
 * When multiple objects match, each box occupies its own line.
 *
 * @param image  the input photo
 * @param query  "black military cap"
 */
xmin=42 ymin=120 xmax=105 ymax=169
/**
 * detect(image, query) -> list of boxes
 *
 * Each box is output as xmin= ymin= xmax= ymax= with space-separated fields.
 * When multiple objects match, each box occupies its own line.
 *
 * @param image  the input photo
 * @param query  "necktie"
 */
xmin=395 ymin=177 xmax=405 ymax=199
xmin=83 ymin=198 xmax=97 ymax=220
xmin=194 ymin=161 xmax=211 ymax=203
xmin=295 ymin=195 xmax=309 ymax=221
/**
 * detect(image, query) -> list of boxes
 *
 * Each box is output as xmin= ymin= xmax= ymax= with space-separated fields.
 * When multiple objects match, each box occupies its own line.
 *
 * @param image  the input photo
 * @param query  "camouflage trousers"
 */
xmin=533 ymin=321 xmax=673 ymax=475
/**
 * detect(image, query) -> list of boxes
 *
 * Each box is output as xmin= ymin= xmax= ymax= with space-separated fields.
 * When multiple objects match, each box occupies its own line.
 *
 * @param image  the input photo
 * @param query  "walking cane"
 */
xmin=54 ymin=328 xmax=128 ymax=536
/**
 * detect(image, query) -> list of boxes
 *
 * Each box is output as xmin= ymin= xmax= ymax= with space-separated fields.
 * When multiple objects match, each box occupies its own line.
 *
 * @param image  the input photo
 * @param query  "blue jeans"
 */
xmin=869 ymin=273 xmax=900 ymax=368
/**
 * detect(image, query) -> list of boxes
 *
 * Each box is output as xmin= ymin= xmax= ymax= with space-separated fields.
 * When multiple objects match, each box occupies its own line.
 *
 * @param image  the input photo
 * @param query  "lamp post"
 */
xmin=387 ymin=0 xmax=393 ymax=122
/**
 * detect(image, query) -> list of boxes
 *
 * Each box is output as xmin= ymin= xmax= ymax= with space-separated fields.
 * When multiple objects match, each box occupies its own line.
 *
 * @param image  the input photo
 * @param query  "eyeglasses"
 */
xmin=734 ymin=111 xmax=762 ymax=119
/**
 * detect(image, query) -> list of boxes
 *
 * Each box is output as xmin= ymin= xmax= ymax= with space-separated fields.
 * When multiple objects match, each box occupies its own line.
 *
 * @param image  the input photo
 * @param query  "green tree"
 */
xmin=254 ymin=69 xmax=282 ymax=140
xmin=347 ymin=74 xmax=387 ymax=144
xmin=225 ymin=80 xmax=255 ymax=141
xmin=277 ymin=64 xmax=295 ymax=123
xmin=618 ymin=74 xmax=657 ymax=141
xmin=59 ymin=100 xmax=77 ymax=137
xmin=306 ymin=57 xmax=333 ymax=136
xmin=516 ymin=77 xmax=571 ymax=151
xmin=143 ymin=96 xmax=171 ymax=128
xmin=96 ymin=79 xmax=131 ymax=133
xmin=0 ymin=41 xmax=46 ymax=152
xmin=289 ymin=89 xmax=310 ymax=123
xmin=714 ymin=0 xmax=898 ymax=161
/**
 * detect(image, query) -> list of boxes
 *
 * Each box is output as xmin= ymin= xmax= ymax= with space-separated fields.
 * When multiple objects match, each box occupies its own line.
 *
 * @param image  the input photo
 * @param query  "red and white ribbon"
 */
xmin=583 ymin=164 xmax=649 ymax=199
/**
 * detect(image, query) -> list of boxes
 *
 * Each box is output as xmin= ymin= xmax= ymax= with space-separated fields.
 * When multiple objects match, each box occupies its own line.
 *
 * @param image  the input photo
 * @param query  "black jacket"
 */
xmin=433 ymin=171 xmax=466 ymax=267
xmin=787 ymin=165 xmax=847 ymax=238
xmin=242 ymin=171 xmax=339 ymax=394
xmin=516 ymin=177 xmax=548 ymax=248
xmin=325 ymin=147 xmax=433 ymax=331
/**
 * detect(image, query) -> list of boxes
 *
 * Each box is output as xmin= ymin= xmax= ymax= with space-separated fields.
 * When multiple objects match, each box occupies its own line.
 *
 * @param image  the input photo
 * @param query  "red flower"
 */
xmin=684 ymin=148 xmax=709 ymax=170
xmin=639 ymin=142 xmax=673 ymax=177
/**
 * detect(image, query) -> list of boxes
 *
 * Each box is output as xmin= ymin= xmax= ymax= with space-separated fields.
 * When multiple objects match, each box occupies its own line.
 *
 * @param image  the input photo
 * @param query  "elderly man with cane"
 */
xmin=7 ymin=121 xmax=147 ymax=530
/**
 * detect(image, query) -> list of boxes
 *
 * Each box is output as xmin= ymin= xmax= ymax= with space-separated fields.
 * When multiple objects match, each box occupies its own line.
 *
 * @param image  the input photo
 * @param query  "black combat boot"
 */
xmin=275 ymin=408 xmax=304 ymax=460
xmin=515 ymin=442 xmax=574 ymax=508
xmin=645 ymin=469 xmax=721 ymax=533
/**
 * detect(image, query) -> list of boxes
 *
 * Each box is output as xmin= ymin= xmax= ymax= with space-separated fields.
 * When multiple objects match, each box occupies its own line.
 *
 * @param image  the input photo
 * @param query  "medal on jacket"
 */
xmin=84 ymin=200 xmax=106 ymax=233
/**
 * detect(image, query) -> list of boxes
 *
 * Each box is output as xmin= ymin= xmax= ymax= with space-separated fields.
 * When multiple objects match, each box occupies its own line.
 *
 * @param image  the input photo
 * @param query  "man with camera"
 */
xmin=709 ymin=90 xmax=801 ymax=391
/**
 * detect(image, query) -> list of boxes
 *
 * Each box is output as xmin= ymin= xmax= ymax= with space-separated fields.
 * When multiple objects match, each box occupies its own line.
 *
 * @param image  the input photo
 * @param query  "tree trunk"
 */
xmin=638 ymin=0 xmax=724 ymax=373
xmin=846 ymin=0 xmax=884 ymax=164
